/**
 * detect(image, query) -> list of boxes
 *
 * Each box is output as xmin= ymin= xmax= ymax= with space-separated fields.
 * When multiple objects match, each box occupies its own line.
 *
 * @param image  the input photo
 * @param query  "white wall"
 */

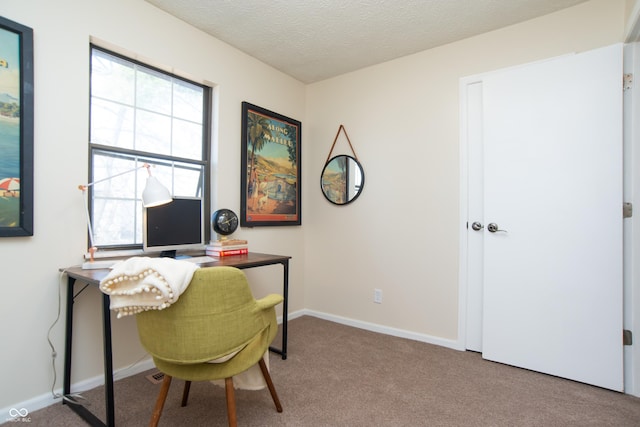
xmin=0 ymin=0 xmax=305 ymax=413
xmin=305 ymin=0 xmax=627 ymax=349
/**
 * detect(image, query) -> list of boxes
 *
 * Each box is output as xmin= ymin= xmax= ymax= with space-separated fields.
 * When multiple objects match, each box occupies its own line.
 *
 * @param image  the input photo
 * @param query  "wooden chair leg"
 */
xmin=181 ymin=381 xmax=192 ymax=407
xmin=258 ymin=358 xmax=283 ymax=412
xmin=225 ymin=377 xmax=237 ymax=427
xmin=149 ymin=374 xmax=172 ymax=427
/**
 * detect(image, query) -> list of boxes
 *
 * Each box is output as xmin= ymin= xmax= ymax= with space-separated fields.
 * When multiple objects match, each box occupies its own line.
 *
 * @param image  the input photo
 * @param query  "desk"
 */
xmin=61 ymin=252 xmax=291 ymax=427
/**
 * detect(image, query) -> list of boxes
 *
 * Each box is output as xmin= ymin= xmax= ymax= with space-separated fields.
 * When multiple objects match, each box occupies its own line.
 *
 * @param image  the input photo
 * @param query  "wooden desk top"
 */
xmin=61 ymin=252 xmax=291 ymax=284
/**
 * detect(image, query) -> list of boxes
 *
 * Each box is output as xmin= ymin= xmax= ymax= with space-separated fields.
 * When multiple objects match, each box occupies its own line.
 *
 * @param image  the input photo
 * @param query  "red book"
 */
xmin=206 ymin=248 xmax=249 ymax=257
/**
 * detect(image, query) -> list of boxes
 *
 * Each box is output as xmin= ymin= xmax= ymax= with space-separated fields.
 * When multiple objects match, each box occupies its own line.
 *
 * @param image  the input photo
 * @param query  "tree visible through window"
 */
xmin=89 ymin=46 xmax=210 ymax=249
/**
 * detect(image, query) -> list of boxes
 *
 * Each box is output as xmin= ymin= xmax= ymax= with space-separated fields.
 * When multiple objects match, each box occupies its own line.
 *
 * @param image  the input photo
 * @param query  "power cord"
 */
xmin=47 ymin=269 xmax=150 ymax=404
xmin=46 ymin=269 xmax=88 ymax=406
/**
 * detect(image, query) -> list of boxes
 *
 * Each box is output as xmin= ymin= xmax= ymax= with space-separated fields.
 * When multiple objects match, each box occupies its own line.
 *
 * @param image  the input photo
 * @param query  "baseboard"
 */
xmin=279 ymin=308 xmax=306 ymax=324
xmin=3 ymin=309 xmax=458 ymax=420
xmin=0 ymin=358 xmax=155 ymax=421
xmin=296 ymin=309 xmax=463 ymax=351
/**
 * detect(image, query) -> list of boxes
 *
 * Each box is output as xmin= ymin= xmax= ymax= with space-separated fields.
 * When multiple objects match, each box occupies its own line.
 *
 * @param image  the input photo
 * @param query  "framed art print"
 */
xmin=0 ymin=16 xmax=34 ymax=237
xmin=241 ymin=102 xmax=301 ymax=227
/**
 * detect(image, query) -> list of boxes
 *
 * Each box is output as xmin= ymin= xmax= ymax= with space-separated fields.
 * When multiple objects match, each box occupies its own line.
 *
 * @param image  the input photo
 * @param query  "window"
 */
xmin=89 ymin=46 xmax=210 ymax=249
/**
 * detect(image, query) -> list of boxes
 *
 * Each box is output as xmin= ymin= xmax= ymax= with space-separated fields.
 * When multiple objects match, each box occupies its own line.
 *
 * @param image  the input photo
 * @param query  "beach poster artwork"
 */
xmin=0 ymin=17 xmax=33 ymax=237
xmin=241 ymin=102 xmax=301 ymax=226
xmin=0 ymin=26 xmax=21 ymax=228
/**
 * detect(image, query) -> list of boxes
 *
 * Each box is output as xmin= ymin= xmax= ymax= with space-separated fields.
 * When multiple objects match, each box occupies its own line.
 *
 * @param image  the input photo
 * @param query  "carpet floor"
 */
xmin=25 ymin=315 xmax=640 ymax=426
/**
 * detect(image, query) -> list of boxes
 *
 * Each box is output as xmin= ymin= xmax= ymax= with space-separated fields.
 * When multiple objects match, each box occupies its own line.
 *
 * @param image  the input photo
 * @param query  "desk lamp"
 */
xmin=79 ymin=163 xmax=172 ymax=269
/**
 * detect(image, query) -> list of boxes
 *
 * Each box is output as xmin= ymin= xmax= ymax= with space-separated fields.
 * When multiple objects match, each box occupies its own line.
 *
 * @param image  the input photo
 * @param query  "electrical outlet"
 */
xmin=374 ymin=289 xmax=382 ymax=304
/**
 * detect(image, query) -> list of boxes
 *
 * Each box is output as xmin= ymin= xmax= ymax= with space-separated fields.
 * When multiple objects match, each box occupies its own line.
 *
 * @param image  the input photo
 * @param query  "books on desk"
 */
xmin=206 ymin=239 xmax=248 ymax=257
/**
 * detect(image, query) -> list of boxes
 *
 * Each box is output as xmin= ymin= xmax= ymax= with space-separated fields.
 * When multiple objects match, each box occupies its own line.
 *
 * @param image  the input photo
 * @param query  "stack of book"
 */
xmin=205 ymin=239 xmax=248 ymax=257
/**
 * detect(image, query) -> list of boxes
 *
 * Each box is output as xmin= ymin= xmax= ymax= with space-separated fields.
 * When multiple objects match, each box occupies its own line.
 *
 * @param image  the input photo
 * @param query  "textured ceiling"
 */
xmin=145 ymin=0 xmax=588 ymax=83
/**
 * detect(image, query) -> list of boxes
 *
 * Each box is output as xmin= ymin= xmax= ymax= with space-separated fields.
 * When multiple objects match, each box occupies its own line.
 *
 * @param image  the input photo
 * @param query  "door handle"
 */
xmin=471 ymin=222 xmax=484 ymax=231
xmin=487 ymin=223 xmax=508 ymax=233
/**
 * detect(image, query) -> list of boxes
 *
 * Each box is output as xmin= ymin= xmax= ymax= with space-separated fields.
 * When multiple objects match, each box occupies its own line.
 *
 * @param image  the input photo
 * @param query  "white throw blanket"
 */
xmin=99 ymin=257 xmax=199 ymax=318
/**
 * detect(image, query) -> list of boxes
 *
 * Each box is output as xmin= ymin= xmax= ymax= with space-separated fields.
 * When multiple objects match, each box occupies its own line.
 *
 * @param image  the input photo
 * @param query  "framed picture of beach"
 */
xmin=0 ymin=17 xmax=33 ymax=237
xmin=240 ymin=102 xmax=301 ymax=227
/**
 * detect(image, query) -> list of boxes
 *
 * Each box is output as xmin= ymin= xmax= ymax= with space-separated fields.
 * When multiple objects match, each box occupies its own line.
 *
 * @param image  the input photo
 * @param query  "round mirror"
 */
xmin=320 ymin=155 xmax=365 ymax=205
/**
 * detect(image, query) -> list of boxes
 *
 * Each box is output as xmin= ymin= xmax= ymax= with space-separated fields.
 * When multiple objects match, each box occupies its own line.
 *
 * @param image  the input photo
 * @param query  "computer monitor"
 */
xmin=143 ymin=197 xmax=204 ymax=258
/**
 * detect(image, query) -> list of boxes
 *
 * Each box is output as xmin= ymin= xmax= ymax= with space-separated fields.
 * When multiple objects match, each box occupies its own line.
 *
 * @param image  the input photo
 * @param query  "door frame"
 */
xmin=457 ymin=74 xmax=483 ymax=353
xmin=623 ymin=1 xmax=640 ymax=397
xmin=458 ymin=50 xmax=637 ymax=395
xmin=623 ymin=41 xmax=640 ymax=398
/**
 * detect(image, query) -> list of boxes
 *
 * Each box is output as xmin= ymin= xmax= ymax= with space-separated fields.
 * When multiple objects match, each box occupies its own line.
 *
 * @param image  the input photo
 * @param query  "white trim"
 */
xmin=0 ymin=309 xmax=466 ymax=419
xmin=457 ymin=76 xmax=470 ymax=352
xmin=623 ymin=41 xmax=640 ymax=398
xmin=299 ymin=309 xmax=463 ymax=351
xmin=623 ymin=42 xmax=634 ymax=396
xmin=0 ymin=309 xmax=313 ymax=419
xmin=283 ymin=308 xmax=307 ymax=322
xmin=0 ymin=358 xmax=155 ymax=422
xmin=457 ymin=74 xmax=483 ymax=352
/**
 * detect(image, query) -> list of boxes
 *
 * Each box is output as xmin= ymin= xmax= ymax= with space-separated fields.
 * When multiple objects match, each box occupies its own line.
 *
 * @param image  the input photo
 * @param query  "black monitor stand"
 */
xmin=159 ymin=250 xmax=177 ymax=258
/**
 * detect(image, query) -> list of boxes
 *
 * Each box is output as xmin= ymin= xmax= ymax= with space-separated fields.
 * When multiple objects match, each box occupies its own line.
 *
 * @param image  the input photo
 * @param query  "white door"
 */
xmin=465 ymin=44 xmax=624 ymax=391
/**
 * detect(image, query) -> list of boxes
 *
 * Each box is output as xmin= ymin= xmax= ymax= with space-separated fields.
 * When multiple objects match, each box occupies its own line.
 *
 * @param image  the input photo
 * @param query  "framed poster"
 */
xmin=0 ymin=16 xmax=33 ymax=237
xmin=241 ymin=102 xmax=301 ymax=226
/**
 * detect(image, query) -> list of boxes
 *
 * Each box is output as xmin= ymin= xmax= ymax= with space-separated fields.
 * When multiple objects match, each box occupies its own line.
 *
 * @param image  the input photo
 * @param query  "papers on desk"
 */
xmin=181 ymin=256 xmax=216 ymax=264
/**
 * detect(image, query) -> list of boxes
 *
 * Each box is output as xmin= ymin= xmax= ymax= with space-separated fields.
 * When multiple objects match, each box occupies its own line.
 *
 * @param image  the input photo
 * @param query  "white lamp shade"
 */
xmin=142 ymin=176 xmax=172 ymax=207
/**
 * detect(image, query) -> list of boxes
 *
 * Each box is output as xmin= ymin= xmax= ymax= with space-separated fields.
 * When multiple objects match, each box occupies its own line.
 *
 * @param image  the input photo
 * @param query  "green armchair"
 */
xmin=136 ymin=266 xmax=284 ymax=426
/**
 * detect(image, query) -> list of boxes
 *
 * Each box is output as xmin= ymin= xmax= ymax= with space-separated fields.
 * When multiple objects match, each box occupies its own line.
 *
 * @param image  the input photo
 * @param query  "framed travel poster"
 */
xmin=241 ymin=102 xmax=301 ymax=227
xmin=0 ymin=17 xmax=34 ymax=237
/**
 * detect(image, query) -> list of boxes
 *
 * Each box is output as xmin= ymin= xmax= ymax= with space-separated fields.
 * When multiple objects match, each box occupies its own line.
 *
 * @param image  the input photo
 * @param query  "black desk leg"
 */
xmin=62 ymin=277 xmax=112 ymax=427
xmin=102 ymin=293 xmax=115 ymax=426
xmin=63 ymin=277 xmax=75 ymax=400
xmin=281 ymin=260 xmax=288 ymax=359
xmin=269 ymin=260 xmax=288 ymax=360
